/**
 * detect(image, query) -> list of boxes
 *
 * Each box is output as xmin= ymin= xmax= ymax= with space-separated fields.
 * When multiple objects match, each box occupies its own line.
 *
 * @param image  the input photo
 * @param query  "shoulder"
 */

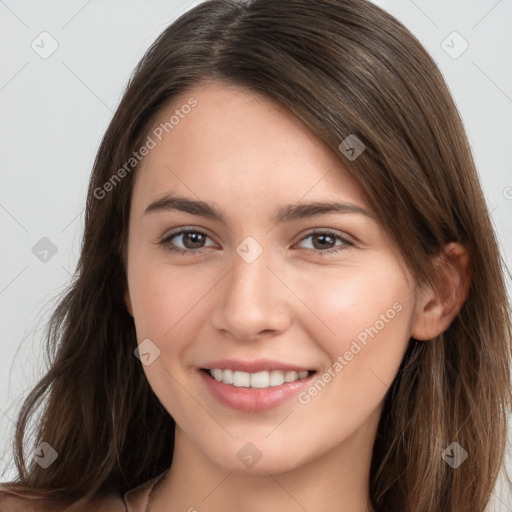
xmin=0 ymin=485 xmax=126 ymax=512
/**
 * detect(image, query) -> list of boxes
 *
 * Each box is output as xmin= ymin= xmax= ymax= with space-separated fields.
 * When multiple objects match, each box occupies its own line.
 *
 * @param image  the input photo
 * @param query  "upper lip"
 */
xmin=201 ymin=358 xmax=315 ymax=373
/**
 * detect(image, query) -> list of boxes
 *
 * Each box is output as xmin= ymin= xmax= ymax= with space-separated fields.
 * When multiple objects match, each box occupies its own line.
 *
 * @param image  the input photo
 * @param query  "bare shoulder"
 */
xmin=0 ymin=486 xmax=126 ymax=512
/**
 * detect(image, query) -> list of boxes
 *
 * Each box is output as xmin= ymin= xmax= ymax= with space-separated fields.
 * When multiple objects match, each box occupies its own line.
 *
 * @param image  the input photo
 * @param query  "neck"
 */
xmin=150 ymin=408 xmax=380 ymax=512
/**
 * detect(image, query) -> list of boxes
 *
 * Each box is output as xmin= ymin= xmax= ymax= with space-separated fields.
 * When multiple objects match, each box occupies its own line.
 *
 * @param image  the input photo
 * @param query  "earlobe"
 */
xmin=411 ymin=242 xmax=471 ymax=341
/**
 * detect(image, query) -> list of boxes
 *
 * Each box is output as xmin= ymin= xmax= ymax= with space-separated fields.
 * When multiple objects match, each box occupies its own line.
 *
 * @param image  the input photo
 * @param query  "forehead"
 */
xmin=130 ymin=82 xmax=369 ymax=217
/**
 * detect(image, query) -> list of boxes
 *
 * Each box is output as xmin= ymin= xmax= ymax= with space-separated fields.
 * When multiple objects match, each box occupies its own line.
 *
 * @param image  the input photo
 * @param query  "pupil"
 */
xmin=314 ymin=234 xmax=333 ymax=249
xmin=185 ymin=232 xmax=204 ymax=248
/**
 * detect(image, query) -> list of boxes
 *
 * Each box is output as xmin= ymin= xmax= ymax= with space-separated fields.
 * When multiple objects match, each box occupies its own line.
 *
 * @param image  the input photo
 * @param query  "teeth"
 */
xmin=269 ymin=370 xmax=285 ymax=386
xmin=284 ymin=371 xmax=298 ymax=382
xmin=233 ymin=370 xmax=250 ymax=387
xmin=249 ymin=371 xmax=269 ymax=388
xmin=208 ymin=369 xmax=311 ymax=388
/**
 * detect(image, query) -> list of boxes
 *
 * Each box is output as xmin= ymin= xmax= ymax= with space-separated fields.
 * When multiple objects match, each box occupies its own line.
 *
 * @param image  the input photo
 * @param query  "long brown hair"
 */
xmin=2 ymin=1 xmax=511 ymax=510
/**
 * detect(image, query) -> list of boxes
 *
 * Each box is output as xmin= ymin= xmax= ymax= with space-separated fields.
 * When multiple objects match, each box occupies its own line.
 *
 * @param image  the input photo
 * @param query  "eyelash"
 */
xmin=158 ymin=228 xmax=354 ymax=258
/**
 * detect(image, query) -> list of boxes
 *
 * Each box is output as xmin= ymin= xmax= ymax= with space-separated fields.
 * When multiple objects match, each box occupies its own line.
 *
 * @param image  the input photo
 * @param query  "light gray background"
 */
xmin=1 ymin=0 xmax=511 ymax=509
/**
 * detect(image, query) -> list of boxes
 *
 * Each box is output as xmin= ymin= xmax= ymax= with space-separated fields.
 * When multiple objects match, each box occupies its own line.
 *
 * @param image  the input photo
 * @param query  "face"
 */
xmin=124 ymin=82 xmax=422 ymax=474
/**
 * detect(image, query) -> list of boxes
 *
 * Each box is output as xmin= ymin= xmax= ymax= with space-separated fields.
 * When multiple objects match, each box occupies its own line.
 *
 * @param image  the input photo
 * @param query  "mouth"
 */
xmin=199 ymin=367 xmax=317 ymax=412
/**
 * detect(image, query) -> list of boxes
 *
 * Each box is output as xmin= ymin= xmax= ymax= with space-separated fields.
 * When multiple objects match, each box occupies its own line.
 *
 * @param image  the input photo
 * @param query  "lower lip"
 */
xmin=199 ymin=369 xmax=316 ymax=412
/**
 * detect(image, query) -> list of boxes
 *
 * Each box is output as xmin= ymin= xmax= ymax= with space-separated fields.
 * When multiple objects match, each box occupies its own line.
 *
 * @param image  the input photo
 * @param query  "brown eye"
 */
xmin=310 ymin=233 xmax=337 ymax=250
xmin=297 ymin=230 xmax=353 ymax=257
xmin=160 ymin=228 xmax=216 ymax=255
xmin=179 ymin=231 xmax=207 ymax=249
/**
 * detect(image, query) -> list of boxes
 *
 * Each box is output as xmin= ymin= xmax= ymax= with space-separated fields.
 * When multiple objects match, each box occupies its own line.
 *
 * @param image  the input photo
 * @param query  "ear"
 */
xmin=124 ymin=288 xmax=133 ymax=317
xmin=411 ymin=242 xmax=471 ymax=340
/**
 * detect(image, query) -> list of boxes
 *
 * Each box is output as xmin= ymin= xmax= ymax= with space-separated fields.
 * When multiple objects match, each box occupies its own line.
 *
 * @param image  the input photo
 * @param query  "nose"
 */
xmin=210 ymin=243 xmax=292 ymax=342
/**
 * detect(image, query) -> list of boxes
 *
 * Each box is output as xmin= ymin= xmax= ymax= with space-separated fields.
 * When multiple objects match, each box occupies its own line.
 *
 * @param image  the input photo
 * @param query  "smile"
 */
xmin=206 ymin=368 xmax=313 ymax=388
xmin=199 ymin=368 xmax=317 ymax=412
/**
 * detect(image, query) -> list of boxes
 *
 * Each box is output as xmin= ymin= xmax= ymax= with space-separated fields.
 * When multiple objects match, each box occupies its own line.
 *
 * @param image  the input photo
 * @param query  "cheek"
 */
xmin=299 ymin=256 xmax=412 ymax=342
xmin=128 ymin=251 xmax=200 ymax=336
xmin=128 ymin=260 xmax=206 ymax=412
xmin=296 ymin=258 xmax=414 ymax=405
xmin=128 ymin=255 xmax=216 ymax=379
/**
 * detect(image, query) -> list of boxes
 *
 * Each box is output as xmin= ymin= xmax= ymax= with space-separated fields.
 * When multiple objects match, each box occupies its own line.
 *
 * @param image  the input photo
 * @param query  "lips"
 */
xmin=198 ymin=358 xmax=317 ymax=412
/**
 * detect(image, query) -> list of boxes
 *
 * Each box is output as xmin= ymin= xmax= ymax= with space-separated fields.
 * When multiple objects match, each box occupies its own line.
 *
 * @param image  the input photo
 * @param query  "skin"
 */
xmin=124 ymin=82 xmax=470 ymax=512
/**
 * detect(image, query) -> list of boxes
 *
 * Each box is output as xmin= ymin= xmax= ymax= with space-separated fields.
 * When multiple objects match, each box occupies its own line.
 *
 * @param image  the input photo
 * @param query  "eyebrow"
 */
xmin=143 ymin=194 xmax=374 ymax=223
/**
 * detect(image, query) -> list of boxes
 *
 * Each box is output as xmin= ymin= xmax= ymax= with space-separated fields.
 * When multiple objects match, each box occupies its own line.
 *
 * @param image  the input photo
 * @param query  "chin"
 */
xmin=204 ymin=439 xmax=311 ymax=476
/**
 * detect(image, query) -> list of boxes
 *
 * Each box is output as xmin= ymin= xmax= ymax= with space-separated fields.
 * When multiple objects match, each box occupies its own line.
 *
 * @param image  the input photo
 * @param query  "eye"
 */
xmin=159 ymin=228 xmax=216 ymax=255
xmin=295 ymin=229 xmax=353 ymax=257
xmin=158 ymin=227 xmax=353 ymax=257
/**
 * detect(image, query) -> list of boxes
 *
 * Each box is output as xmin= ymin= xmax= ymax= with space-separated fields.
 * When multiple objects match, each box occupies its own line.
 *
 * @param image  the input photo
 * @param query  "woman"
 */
xmin=1 ymin=0 xmax=510 ymax=511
